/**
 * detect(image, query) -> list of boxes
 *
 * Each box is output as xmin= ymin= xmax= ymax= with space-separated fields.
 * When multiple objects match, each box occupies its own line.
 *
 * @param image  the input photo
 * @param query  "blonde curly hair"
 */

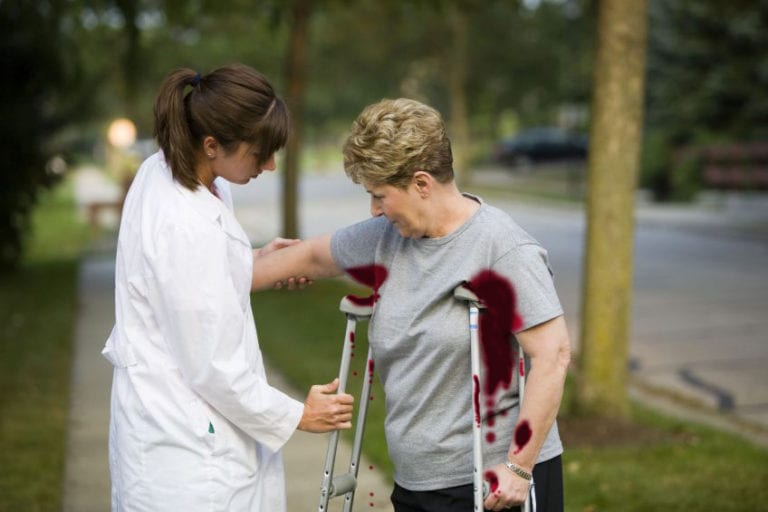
xmin=342 ymin=98 xmax=454 ymax=188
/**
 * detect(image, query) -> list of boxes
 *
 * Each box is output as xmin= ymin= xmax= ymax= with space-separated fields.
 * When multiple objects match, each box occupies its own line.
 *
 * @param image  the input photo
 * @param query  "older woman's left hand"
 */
xmin=483 ymin=462 xmax=532 ymax=511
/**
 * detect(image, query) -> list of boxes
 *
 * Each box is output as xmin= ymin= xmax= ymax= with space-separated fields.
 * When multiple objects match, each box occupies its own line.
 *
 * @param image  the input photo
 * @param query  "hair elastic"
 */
xmin=191 ymin=72 xmax=202 ymax=87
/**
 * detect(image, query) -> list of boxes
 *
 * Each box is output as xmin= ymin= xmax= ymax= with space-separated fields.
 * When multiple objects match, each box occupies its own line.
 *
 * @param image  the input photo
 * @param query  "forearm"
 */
xmin=506 ymin=317 xmax=571 ymax=470
xmin=251 ymin=233 xmax=342 ymax=291
xmin=506 ymin=356 xmax=567 ymax=469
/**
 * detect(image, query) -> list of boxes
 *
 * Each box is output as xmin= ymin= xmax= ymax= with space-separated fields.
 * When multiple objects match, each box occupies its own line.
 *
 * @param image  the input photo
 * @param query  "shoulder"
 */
xmin=334 ymin=215 xmax=391 ymax=241
xmin=470 ymin=202 xmax=540 ymax=250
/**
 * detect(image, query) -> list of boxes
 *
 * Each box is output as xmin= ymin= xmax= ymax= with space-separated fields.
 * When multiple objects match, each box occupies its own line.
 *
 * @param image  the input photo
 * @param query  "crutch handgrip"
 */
xmin=329 ymin=473 xmax=357 ymax=497
xmin=340 ymin=295 xmax=374 ymax=318
xmin=453 ymin=283 xmax=482 ymax=305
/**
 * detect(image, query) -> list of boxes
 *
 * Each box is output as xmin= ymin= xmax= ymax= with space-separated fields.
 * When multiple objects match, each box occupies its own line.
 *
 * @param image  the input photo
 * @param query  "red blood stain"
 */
xmin=472 ymin=375 xmax=481 ymax=426
xmin=513 ymin=420 xmax=532 ymax=454
xmin=519 ymin=356 xmax=525 ymax=377
xmin=484 ymin=470 xmax=499 ymax=493
xmin=369 ymin=492 xmax=375 ymax=497
xmin=369 ymin=503 xmax=374 ymax=507
xmin=346 ymin=295 xmax=375 ymax=307
xmin=468 ymin=270 xmax=522 ymax=398
xmin=369 ymin=465 xmax=374 ymax=470
xmin=467 ymin=270 xmax=524 ymax=449
xmin=350 ymin=332 xmax=355 ymax=343
xmin=353 ymin=371 xmax=358 ymax=377
xmin=346 ymin=264 xmax=389 ymax=306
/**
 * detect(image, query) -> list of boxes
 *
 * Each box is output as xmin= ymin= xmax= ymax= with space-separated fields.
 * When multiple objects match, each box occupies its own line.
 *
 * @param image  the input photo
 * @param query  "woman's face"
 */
xmin=212 ymin=142 xmax=276 ymax=185
xmin=365 ymin=181 xmax=426 ymax=238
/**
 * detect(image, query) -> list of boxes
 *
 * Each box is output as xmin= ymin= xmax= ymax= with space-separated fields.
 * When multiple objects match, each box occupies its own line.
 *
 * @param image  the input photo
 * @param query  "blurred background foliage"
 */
xmin=1 ymin=0 xmax=767 ymax=268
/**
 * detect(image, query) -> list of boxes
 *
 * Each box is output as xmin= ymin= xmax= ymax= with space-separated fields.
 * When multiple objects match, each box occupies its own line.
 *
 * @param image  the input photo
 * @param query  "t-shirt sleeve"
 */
xmin=494 ymin=243 xmax=564 ymax=332
xmin=330 ymin=216 xmax=389 ymax=271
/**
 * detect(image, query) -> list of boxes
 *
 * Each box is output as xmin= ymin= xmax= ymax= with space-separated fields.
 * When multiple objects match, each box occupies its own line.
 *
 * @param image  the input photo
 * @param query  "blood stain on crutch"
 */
xmin=468 ymin=270 xmax=524 ymax=444
xmin=472 ymin=375 xmax=481 ymax=426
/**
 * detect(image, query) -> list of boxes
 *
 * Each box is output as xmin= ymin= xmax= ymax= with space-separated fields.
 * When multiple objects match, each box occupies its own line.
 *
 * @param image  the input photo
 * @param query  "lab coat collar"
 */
xmin=175 ymin=178 xmax=252 ymax=248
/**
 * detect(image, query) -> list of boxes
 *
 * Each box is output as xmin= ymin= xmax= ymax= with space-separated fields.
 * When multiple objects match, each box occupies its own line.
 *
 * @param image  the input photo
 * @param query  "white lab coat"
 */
xmin=102 ymin=152 xmax=304 ymax=511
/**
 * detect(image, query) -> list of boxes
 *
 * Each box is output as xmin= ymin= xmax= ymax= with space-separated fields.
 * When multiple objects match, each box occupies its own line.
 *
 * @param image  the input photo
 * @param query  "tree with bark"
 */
xmin=574 ymin=0 xmax=648 ymax=419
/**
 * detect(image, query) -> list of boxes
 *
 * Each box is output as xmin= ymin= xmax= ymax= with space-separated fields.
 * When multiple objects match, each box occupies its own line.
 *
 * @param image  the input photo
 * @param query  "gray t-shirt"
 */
xmin=330 ymin=195 xmax=564 ymax=491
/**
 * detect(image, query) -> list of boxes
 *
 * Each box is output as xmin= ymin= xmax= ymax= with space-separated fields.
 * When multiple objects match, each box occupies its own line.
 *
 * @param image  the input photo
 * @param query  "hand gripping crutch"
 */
xmin=454 ymin=284 xmax=533 ymax=512
xmin=318 ymin=295 xmax=374 ymax=512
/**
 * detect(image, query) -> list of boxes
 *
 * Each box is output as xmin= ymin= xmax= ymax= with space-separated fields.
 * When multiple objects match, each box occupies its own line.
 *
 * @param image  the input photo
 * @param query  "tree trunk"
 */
xmin=575 ymin=0 xmax=648 ymax=418
xmin=115 ymin=0 xmax=141 ymax=118
xmin=448 ymin=6 xmax=471 ymax=187
xmin=282 ymin=0 xmax=313 ymax=239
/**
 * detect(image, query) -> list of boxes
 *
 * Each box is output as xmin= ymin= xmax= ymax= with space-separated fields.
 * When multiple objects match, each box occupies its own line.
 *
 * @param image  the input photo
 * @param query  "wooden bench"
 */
xmin=84 ymin=176 xmax=133 ymax=233
xmin=695 ymin=143 xmax=768 ymax=190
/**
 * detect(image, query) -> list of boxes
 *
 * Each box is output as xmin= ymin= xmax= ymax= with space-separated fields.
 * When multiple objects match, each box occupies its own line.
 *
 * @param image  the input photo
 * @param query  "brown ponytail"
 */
xmin=153 ymin=64 xmax=290 ymax=190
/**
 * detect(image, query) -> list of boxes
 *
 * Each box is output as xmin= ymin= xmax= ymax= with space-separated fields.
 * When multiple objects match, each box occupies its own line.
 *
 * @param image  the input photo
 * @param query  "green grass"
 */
xmin=253 ymin=282 xmax=768 ymax=512
xmin=561 ymin=404 xmax=768 ymax=511
xmin=0 ymin=179 xmax=90 ymax=511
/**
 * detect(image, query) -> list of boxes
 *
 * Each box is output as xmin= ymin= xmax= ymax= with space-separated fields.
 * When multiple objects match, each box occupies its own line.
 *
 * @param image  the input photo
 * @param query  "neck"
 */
xmin=195 ymin=158 xmax=215 ymax=190
xmin=424 ymin=184 xmax=479 ymax=238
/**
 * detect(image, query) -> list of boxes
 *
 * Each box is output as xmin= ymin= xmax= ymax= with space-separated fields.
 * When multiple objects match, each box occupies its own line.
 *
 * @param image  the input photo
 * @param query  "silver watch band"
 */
xmin=504 ymin=461 xmax=532 ymax=481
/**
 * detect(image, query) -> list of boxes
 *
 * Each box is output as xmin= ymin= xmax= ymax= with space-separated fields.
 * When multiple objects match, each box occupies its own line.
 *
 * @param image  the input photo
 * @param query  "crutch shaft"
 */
xmin=518 ymin=346 xmax=532 ymax=512
xmin=319 ymin=296 xmax=374 ymax=512
xmin=469 ymin=303 xmax=485 ymax=511
xmin=341 ymin=346 xmax=374 ymax=512
xmin=318 ymin=316 xmax=357 ymax=512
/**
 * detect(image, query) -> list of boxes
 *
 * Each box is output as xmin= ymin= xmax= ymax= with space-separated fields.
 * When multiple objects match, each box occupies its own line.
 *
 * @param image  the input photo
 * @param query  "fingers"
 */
xmin=483 ymin=464 xmax=529 ymax=511
xmin=266 ymin=237 xmax=301 ymax=252
xmin=270 ymin=237 xmax=301 ymax=250
xmin=298 ymin=379 xmax=355 ymax=433
xmin=272 ymin=276 xmax=314 ymax=290
xmin=319 ymin=378 xmax=339 ymax=393
xmin=257 ymin=237 xmax=302 ymax=259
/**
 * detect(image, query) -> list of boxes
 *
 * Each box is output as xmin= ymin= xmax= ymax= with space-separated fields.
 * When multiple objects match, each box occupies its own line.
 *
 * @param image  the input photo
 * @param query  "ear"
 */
xmin=202 ymin=136 xmax=219 ymax=159
xmin=412 ymin=171 xmax=433 ymax=198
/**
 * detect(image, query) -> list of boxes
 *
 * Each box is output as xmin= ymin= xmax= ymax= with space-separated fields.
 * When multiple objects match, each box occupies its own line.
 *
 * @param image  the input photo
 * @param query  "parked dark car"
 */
xmin=492 ymin=127 xmax=588 ymax=167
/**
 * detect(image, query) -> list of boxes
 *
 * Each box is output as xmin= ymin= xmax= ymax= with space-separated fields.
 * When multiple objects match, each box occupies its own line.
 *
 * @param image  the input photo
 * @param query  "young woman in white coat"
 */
xmin=102 ymin=64 xmax=354 ymax=512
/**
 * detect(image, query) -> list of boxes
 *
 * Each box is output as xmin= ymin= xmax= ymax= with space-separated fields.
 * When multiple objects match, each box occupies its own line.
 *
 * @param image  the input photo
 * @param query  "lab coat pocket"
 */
xmin=102 ymin=326 xmax=137 ymax=368
xmin=189 ymin=398 xmax=217 ymax=451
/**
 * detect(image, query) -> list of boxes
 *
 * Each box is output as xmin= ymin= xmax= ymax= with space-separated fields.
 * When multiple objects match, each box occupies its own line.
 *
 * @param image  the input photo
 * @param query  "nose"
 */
xmin=370 ymin=198 xmax=383 ymax=218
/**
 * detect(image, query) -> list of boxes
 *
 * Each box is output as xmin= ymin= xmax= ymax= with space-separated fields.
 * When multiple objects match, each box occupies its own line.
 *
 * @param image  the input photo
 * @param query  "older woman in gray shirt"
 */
xmin=252 ymin=98 xmax=571 ymax=512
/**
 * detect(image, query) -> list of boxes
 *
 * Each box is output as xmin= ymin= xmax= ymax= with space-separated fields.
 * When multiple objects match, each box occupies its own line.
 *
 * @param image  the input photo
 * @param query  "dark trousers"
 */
xmin=390 ymin=455 xmax=563 ymax=512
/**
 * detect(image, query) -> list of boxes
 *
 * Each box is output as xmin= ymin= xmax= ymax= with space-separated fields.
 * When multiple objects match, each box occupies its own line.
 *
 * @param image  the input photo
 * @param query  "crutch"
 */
xmin=453 ymin=284 xmax=487 ymax=512
xmin=454 ymin=284 xmax=532 ymax=512
xmin=517 ymin=342 xmax=533 ymax=512
xmin=318 ymin=295 xmax=374 ymax=512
